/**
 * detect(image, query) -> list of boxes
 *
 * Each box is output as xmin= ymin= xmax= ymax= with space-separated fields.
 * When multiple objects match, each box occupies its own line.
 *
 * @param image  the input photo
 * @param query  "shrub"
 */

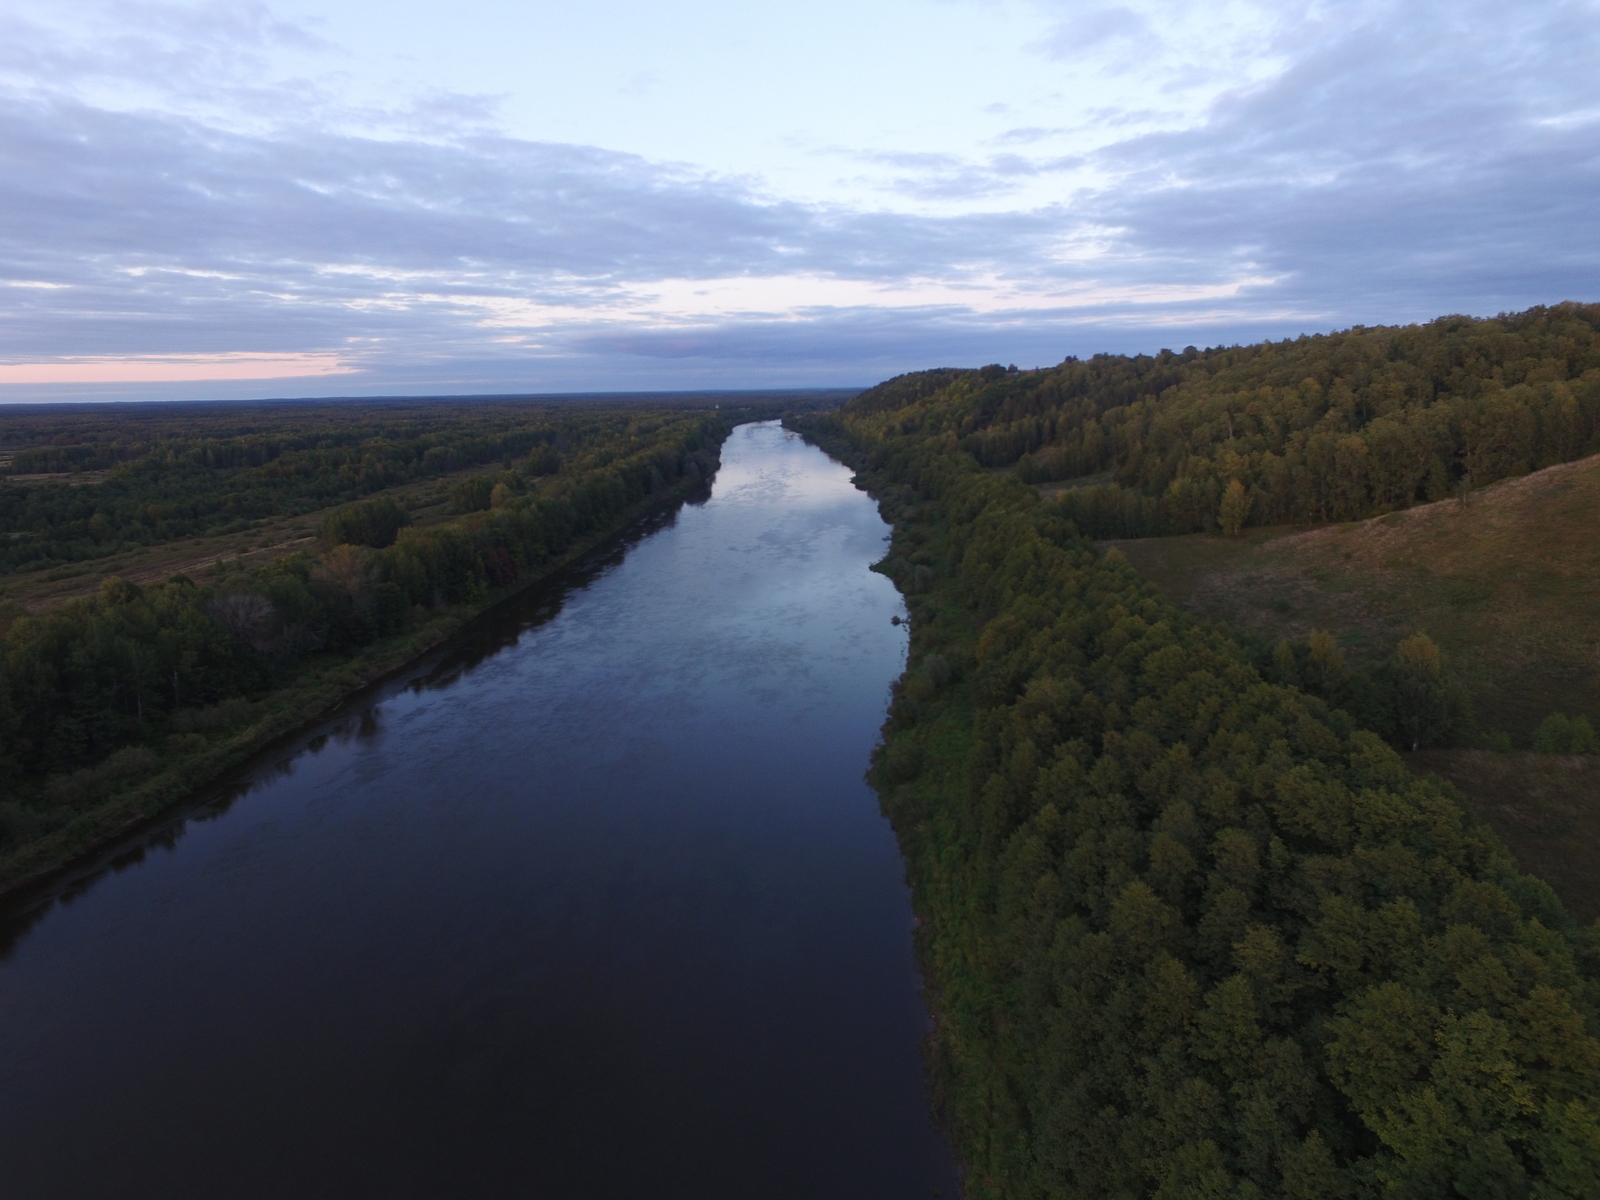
xmin=320 ymin=497 xmax=410 ymax=548
xmin=449 ymin=477 xmax=496 ymax=513
xmin=1532 ymin=712 xmax=1599 ymax=753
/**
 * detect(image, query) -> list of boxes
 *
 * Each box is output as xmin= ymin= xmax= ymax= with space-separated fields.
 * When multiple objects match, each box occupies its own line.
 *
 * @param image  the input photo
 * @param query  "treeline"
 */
xmin=789 ymin=359 xmax=1600 ymax=1198
xmin=0 ymin=412 xmax=725 ymax=852
xmin=829 ymin=304 xmax=1600 ymax=538
xmin=0 ymin=399 xmax=759 ymax=573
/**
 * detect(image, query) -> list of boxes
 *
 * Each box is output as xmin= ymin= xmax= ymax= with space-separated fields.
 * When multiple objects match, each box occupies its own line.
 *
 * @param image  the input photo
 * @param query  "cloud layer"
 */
xmin=1 ymin=0 xmax=1596 ymax=398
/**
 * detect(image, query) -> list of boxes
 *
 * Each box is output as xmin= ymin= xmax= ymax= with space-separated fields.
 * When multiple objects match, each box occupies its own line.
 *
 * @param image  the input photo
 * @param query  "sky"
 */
xmin=0 ymin=0 xmax=1597 ymax=400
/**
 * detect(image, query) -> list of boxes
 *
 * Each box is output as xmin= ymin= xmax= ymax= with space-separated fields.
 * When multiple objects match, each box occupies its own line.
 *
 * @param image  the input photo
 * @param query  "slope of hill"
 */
xmin=1409 ymin=750 xmax=1600 ymax=923
xmin=788 ymin=317 xmax=1600 ymax=1199
xmin=920 ymin=303 xmax=1600 ymax=539
xmin=1111 ymin=451 xmax=1600 ymax=742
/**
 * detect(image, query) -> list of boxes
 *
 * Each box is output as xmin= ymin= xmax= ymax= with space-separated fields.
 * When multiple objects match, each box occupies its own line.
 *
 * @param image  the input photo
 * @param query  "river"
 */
xmin=0 ymin=421 xmax=958 ymax=1199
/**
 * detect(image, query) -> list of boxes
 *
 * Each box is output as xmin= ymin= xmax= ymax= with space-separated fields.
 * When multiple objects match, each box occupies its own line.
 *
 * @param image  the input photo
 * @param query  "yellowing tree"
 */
xmin=1391 ymin=631 xmax=1457 ymax=750
xmin=1218 ymin=478 xmax=1251 ymax=535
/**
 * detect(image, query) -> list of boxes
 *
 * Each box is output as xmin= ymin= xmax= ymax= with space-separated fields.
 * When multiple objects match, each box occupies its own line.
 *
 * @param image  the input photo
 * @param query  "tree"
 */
xmin=314 ymin=545 xmax=373 ymax=600
xmin=1272 ymin=639 xmax=1299 ymax=685
xmin=1302 ymin=629 xmax=1347 ymax=696
xmin=449 ymin=476 xmax=495 ymax=513
xmin=321 ymin=497 xmax=410 ymax=549
xmin=1389 ymin=631 xmax=1460 ymax=750
xmin=1218 ymin=478 xmax=1251 ymax=536
xmin=1532 ymin=713 xmax=1600 ymax=753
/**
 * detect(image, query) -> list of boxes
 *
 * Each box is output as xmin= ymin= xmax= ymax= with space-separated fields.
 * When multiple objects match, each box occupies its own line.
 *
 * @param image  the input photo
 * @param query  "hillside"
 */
xmin=788 ymin=314 xmax=1600 ymax=1200
xmin=1111 ymin=450 xmax=1600 ymax=742
xmin=930 ymin=303 xmax=1600 ymax=539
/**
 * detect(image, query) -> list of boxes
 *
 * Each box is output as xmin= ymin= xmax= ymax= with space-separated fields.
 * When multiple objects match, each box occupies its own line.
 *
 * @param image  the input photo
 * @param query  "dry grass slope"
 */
xmin=1108 ymin=452 xmax=1600 ymax=740
xmin=1410 ymin=750 xmax=1600 ymax=922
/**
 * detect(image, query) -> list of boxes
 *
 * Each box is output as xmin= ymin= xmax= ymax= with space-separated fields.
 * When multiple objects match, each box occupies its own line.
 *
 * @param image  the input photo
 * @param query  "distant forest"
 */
xmin=790 ymin=304 xmax=1600 ymax=1200
xmin=0 ymin=399 xmax=737 ymax=573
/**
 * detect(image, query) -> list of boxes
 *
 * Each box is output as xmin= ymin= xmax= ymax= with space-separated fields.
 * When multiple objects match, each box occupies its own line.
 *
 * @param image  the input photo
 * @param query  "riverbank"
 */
xmin=0 ymin=458 xmax=720 ymax=896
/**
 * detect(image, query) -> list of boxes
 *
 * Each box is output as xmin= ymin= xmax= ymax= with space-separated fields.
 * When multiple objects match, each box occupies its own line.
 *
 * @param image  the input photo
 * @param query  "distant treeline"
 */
xmin=0 ymin=398 xmax=774 ymax=573
xmin=789 ymin=338 xmax=1600 ymax=1198
xmin=819 ymin=304 xmax=1600 ymax=539
xmin=0 ymin=411 xmax=725 ymax=851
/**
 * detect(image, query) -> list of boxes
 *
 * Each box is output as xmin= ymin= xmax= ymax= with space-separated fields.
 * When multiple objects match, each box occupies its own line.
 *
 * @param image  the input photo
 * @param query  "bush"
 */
xmin=41 ymin=745 xmax=162 ymax=810
xmin=171 ymin=697 xmax=255 ymax=734
xmin=877 ymin=740 xmax=922 ymax=784
xmin=449 ymin=476 xmax=496 ymax=513
xmin=321 ymin=497 xmax=410 ymax=548
xmin=1532 ymin=712 xmax=1599 ymax=753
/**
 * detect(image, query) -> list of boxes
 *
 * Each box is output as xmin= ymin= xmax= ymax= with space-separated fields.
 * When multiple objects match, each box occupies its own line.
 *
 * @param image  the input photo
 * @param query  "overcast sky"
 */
xmin=1 ymin=0 xmax=1596 ymax=400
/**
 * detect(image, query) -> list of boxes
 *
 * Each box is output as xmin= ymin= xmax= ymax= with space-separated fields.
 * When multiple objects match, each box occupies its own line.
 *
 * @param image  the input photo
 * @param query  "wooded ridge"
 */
xmin=879 ymin=304 xmax=1600 ymax=540
xmin=790 ymin=307 xmax=1600 ymax=1198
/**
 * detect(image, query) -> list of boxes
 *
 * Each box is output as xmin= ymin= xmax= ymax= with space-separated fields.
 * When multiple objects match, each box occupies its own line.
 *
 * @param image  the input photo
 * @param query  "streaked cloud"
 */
xmin=0 ymin=0 xmax=1594 ymax=399
xmin=0 ymin=353 xmax=353 ymax=385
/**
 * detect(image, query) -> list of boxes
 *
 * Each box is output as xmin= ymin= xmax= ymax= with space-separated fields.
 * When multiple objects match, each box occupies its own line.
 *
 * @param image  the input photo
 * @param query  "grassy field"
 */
xmin=1104 ymin=453 xmax=1600 ymax=921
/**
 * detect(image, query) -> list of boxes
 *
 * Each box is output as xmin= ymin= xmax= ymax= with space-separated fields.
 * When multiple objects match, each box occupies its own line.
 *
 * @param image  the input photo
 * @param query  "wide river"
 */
xmin=0 ymin=422 xmax=958 ymax=1199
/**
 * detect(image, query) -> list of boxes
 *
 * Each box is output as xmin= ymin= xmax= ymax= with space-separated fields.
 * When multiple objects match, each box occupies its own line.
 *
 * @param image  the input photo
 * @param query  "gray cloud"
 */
xmin=0 ymin=0 xmax=1596 ymax=398
xmin=1035 ymin=6 xmax=1151 ymax=60
xmin=1065 ymin=0 xmax=1600 ymax=315
xmin=0 ymin=90 xmax=1082 ymax=361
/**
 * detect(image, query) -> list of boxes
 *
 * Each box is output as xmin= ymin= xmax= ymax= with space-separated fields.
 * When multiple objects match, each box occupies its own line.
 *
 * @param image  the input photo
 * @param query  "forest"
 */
xmin=0 ymin=397 xmax=752 ymax=573
xmin=884 ymin=304 xmax=1600 ymax=539
xmin=789 ymin=304 xmax=1600 ymax=1199
xmin=0 ymin=397 xmax=753 ymax=881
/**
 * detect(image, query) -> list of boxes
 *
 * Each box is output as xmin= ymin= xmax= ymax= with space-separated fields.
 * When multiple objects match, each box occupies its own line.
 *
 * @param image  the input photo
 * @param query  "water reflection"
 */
xmin=0 ymin=488 xmax=705 ymax=959
xmin=0 ymin=423 xmax=956 ymax=1200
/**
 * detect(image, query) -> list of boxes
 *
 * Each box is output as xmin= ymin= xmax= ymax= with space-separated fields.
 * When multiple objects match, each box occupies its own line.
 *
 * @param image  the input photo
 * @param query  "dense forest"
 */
xmin=0 ymin=399 xmax=738 ymax=873
xmin=873 ymin=304 xmax=1600 ymax=538
xmin=790 ymin=307 xmax=1600 ymax=1199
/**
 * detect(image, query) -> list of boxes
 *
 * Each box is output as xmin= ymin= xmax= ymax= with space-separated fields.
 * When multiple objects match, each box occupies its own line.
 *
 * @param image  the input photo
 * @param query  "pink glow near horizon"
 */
xmin=0 ymin=354 xmax=355 ymax=385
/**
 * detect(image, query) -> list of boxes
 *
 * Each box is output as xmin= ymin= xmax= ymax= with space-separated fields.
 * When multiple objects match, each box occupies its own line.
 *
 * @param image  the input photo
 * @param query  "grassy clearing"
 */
xmin=0 ymin=470 xmax=111 ymax=487
xmin=1033 ymin=469 xmax=1114 ymax=499
xmin=1106 ymin=451 xmax=1600 ymax=743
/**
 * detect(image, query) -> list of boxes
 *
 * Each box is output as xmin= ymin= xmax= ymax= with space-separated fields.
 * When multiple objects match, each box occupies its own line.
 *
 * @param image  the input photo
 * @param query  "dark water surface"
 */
xmin=0 ymin=422 xmax=957 ymax=1199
